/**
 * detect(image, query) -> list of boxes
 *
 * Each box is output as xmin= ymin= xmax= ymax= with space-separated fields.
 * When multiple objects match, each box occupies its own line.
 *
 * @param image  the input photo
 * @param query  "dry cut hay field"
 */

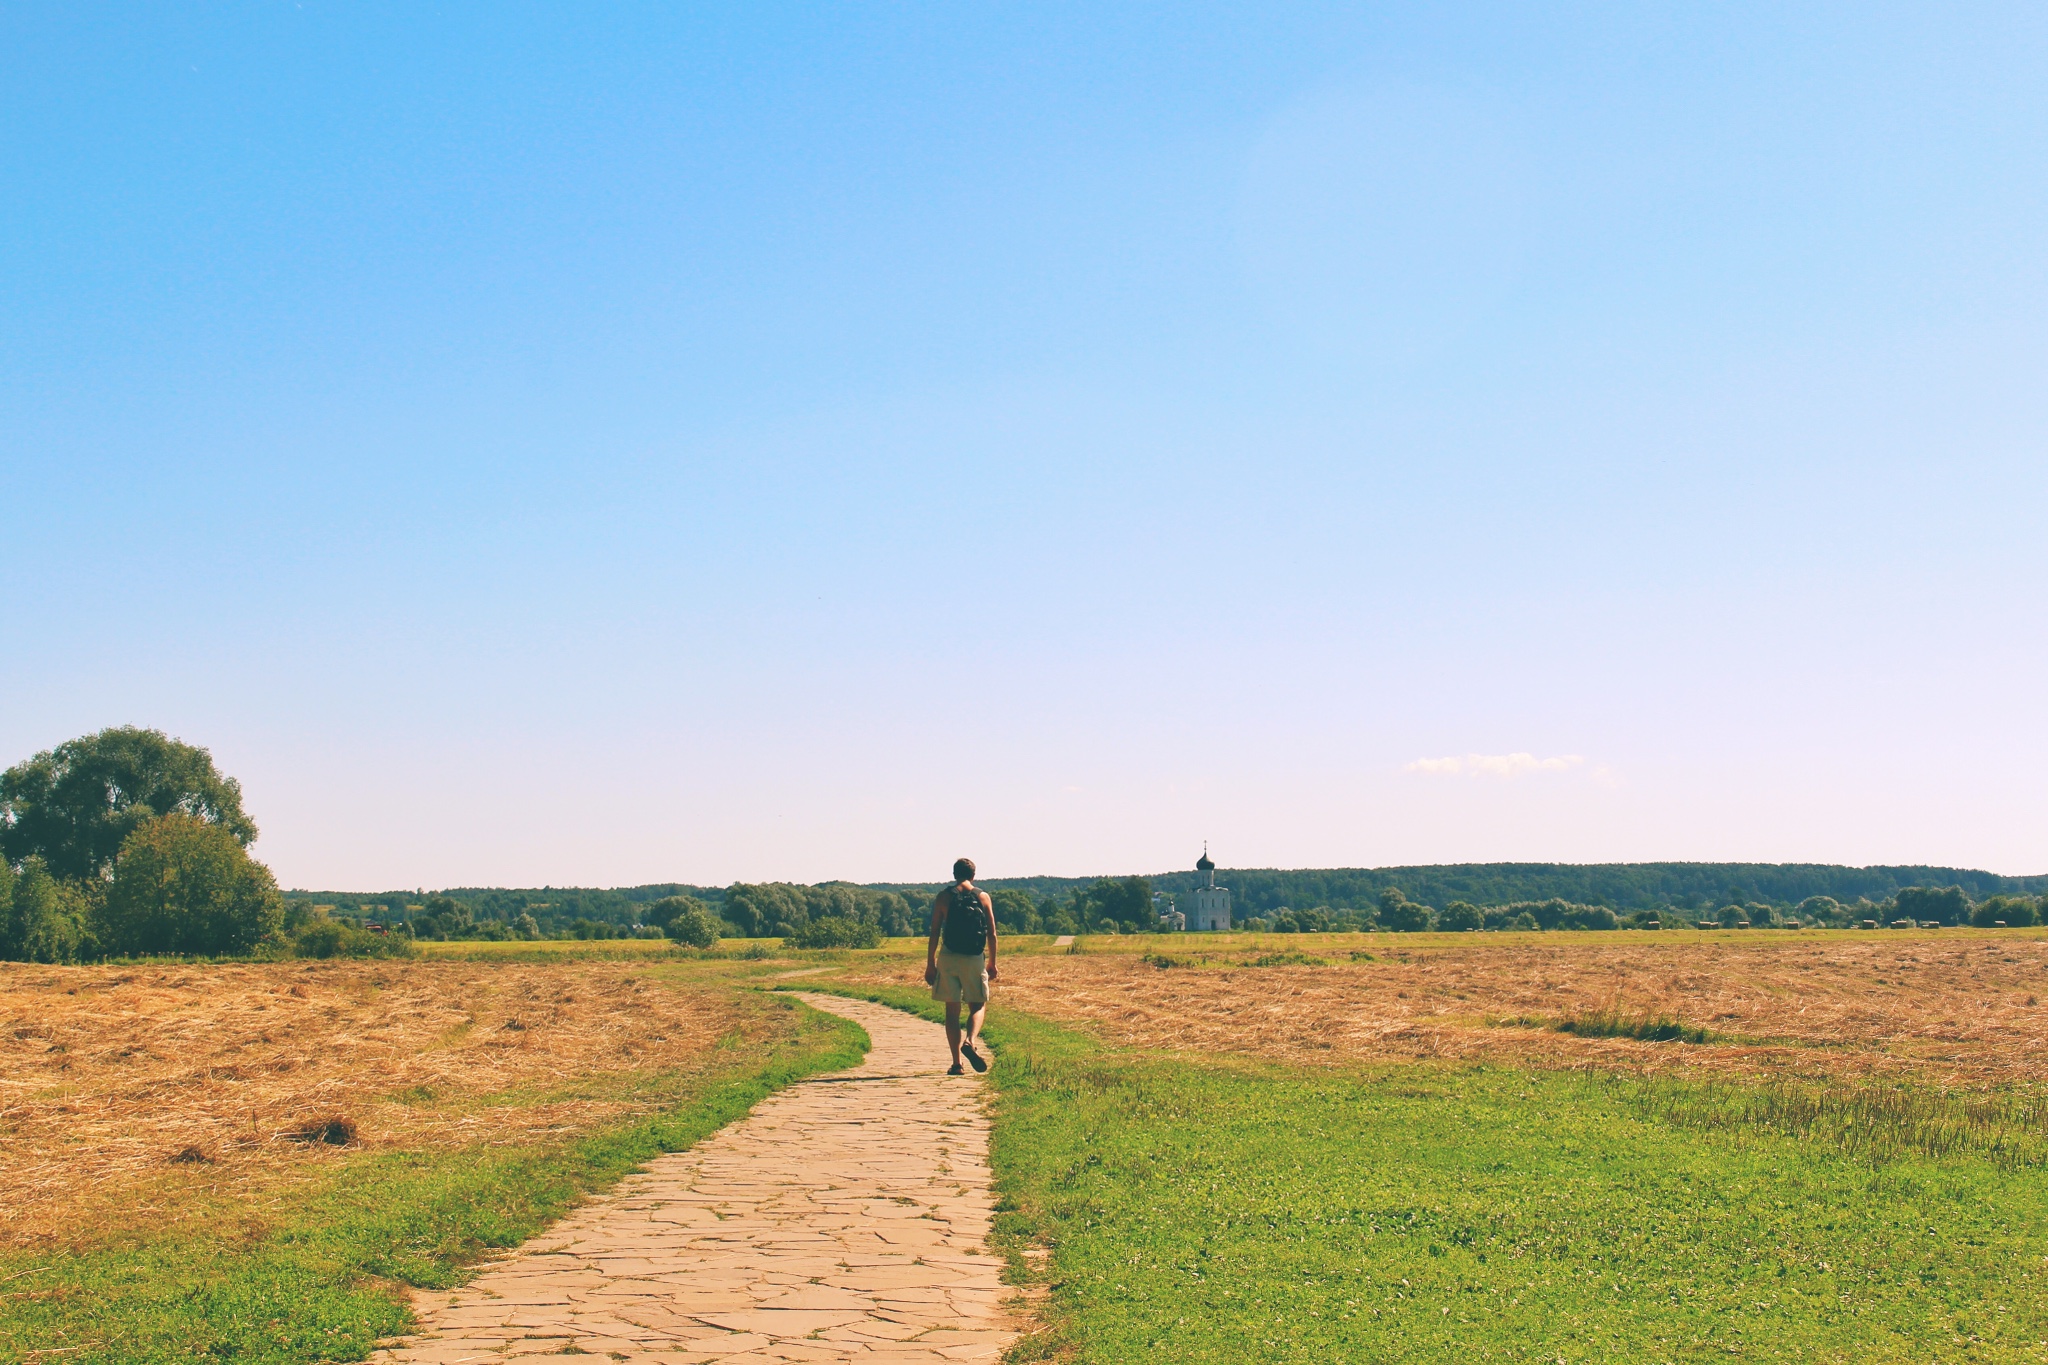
xmin=0 ymin=959 xmax=756 ymax=1249
xmin=851 ymin=931 xmax=2048 ymax=1086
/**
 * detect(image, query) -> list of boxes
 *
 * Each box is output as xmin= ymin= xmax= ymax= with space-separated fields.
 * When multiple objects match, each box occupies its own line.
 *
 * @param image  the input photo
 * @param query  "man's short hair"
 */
xmin=953 ymin=857 xmax=976 ymax=882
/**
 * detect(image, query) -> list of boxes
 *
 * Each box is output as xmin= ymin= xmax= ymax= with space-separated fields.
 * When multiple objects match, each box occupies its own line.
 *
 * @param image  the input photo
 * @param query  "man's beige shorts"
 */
xmin=931 ymin=950 xmax=990 ymax=1005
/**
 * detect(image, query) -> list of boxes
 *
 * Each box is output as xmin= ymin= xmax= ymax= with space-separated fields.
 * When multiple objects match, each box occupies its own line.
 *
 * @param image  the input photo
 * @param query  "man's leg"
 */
xmin=964 ymin=1002 xmax=986 ymax=1049
xmin=958 ymin=999 xmax=990 ymax=1072
xmin=944 ymin=1001 xmax=964 ymax=1066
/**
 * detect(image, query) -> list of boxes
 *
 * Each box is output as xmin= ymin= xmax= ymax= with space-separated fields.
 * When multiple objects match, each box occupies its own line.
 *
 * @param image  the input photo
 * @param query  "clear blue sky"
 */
xmin=5 ymin=4 xmax=2044 ymax=889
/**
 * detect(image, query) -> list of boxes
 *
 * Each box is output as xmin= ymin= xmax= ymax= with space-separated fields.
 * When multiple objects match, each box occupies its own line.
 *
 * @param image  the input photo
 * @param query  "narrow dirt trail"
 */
xmin=373 ymin=993 xmax=1017 ymax=1364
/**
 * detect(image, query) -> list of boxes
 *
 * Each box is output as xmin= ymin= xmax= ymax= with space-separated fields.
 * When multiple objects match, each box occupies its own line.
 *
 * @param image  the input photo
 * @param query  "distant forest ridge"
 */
xmin=286 ymin=861 xmax=2048 ymax=926
xmin=885 ymin=862 xmax=2048 ymax=915
xmin=1121 ymin=862 xmax=2048 ymax=915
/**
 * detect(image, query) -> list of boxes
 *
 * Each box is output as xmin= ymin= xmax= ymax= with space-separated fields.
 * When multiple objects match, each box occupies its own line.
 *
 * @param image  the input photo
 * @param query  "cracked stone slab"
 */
xmin=372 ymin=994 xmax=1021 ymax=1364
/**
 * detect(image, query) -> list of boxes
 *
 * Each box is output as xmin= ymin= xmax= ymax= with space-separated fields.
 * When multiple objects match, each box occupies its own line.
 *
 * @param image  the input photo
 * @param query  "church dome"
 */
xmin=1196 ymin=848 xmax=1214 ymax=873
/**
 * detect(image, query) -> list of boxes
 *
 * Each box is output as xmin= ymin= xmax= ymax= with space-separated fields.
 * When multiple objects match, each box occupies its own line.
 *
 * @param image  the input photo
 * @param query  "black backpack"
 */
xmin=941 ymin=885 xmax=990 ymax=955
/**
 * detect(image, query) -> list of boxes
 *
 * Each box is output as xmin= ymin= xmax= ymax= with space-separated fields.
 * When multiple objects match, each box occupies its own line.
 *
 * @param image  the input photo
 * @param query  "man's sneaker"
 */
xmin=947 ymin=1062 xmax=966 ymax=1076
xmin=962 ymin=1042 xmax=988 ymax=1073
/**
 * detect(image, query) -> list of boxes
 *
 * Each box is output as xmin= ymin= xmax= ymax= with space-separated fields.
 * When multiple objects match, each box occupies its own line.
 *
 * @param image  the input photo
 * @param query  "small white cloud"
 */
xmin=1403 ymin=752 xmax=1586 ymax=778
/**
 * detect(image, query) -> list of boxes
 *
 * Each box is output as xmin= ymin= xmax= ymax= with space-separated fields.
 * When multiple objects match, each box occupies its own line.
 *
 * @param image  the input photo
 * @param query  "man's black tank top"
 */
xmin=941 ymin=885 xmax=989 ymax=956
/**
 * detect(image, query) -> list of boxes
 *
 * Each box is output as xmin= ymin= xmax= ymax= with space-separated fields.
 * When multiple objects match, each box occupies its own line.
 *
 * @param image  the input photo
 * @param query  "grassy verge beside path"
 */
xmin=0 ymin=993 xmax=867 ymax=1365
xmin=795 ymin=981 xmax=2048 ymax=1364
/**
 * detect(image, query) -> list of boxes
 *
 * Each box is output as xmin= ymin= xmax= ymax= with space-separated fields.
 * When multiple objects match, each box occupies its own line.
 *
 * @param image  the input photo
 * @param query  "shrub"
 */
xmin=785 ymin=916 xmax=883 ymax=950
xmin=97 ymin=813 xmax=283 ymax=956
xmin=0 ymin=857 xmax=87 ymax=963
xmin=293 ymin=919 xmax=414 ymax=959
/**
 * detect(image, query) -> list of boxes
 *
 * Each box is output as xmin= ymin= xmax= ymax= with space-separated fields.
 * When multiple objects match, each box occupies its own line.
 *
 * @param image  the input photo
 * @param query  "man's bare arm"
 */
xmin=983 ymin=892 xmax=999 ymax=981
xmin=925 ymin=891 xmax=947 ymax=984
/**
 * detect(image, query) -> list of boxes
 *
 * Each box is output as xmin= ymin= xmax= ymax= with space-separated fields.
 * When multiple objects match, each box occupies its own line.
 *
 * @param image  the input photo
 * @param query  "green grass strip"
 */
xmin=795 ymin=981 xmax=2048 ymax=1363
xmin=0 ymin=997 xmax=867 ymax=1365
xmin=1490 ymin=1010 xmax=1719 ymax=1044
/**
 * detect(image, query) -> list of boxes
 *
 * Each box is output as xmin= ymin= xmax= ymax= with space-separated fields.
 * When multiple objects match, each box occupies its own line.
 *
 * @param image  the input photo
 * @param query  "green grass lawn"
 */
xmin=808 ymin=982 xmax=2048 ymax=1364
xmin=0 ymin=992 xmax=866 ymax=1365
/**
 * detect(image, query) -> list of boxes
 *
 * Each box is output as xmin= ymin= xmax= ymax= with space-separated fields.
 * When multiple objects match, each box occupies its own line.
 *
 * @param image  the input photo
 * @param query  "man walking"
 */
xmin=926 ymin=858 xmax=998 ymax=1075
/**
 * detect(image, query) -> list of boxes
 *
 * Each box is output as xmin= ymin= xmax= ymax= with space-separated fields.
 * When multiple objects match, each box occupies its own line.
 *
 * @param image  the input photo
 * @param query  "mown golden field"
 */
xmin=846 ymin=928 xmax=2048 ymax=1084
xmin=0 ymin=957 xmax=769 ymax=1248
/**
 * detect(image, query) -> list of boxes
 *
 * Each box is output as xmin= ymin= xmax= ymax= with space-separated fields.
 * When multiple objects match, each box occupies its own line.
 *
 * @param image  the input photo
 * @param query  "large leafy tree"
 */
xmin=1971 ymin=894 xmax=2040 ymax=927
xmin=647 ymin=894 xmax=721 ymax=947
xmin=1 ymin=727 xmax=257 ymax=882
xmin=720 ymin=882 xmax=915 ymax=938
xmin=97 ymin=812 xmax=282 ymax=956
xmin=1376 ymin=887 xmax=1435 ymax=932
xmin=988 ymin=888 xmax=1040 ymax=933
xmin=785 ymin=916 xmax=883 ymax=949
xmin=1071 ymin=876 xmax=1154 ymax=930
xmin=1436 ymin=900 xmax=1484 ymax=932
xmin=723 ymin=883 xmax=810 ymax=937
xmin=1894 ymin=885 xmax=1971 ymax=926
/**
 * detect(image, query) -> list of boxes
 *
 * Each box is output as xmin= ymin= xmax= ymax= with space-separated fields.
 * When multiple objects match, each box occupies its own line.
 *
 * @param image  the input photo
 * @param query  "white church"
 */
xmin=1184 ymin=845 xmax=1232 ymax=931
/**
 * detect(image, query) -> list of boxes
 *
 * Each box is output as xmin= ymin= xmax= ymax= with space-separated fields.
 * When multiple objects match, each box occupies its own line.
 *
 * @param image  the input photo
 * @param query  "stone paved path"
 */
xmin=372 ymin=993 xmax=1017 ymax=1364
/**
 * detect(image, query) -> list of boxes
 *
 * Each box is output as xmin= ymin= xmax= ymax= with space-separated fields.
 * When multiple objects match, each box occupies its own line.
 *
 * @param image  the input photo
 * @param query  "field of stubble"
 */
xmin=857 ymin=928 xmax=2048 ymax=1084
xmin=0 ymin=959 xmax=759 ymax=1248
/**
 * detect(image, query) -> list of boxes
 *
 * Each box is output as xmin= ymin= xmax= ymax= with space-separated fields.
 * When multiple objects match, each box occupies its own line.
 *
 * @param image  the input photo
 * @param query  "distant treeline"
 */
xmin=286 ymin=884 xmax=726 ymax=940
xmin=971 ymin=862 xmax=2048 ymax=916
xmin=282 ymin=861 xmax=2048 ymax=942
xmin=285 ymin=882 xmax=938 ymax=941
